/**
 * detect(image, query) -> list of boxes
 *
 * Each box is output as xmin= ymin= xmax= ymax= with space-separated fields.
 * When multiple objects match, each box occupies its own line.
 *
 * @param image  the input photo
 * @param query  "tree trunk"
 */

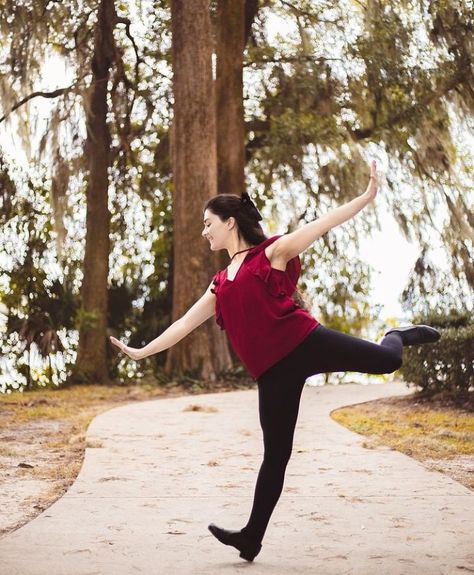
xmin=167 ymin=0 xmax=233 ymax=381
xmin=73 ymin=0 xmax=116 ymax=385
xmin=216 ymin=0 xmax=246 ymax=197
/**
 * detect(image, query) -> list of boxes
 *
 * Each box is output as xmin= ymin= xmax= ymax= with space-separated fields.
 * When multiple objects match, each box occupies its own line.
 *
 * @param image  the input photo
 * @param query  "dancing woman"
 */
xmin=110 ymin=160 xmax=440 ymax=562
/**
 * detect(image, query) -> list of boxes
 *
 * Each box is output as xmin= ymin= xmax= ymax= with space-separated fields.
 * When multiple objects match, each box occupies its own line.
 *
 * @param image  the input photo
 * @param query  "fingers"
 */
xmin=109 ymin=336 xmax=124 ymax=351
xmin=370 ymin=159 xmax=377 ymax=177
xmin=109 ymin=337 xmax=139 ymax=360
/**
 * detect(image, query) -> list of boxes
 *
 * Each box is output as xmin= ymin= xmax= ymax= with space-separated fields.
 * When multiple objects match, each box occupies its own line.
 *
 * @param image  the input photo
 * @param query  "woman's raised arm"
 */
xmin=271 ymin=160 xmax=378 ymax=262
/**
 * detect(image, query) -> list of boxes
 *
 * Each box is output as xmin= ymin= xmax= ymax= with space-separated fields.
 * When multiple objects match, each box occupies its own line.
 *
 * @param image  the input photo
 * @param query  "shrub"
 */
xmin=399 ymin=310 xmax=474 ymax=403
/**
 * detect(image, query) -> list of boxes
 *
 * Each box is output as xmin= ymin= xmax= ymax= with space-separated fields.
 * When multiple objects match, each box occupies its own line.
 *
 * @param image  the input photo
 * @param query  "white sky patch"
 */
xmin=358 ymin=212 xmax=419 ymax=319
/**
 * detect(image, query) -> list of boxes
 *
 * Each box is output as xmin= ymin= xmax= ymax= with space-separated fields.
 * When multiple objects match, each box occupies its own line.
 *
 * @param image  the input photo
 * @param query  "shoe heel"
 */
xmin=239 ymin=549 xmax=258 ymax=562
xmin=239 ymin=539 xmax=262 ymax=562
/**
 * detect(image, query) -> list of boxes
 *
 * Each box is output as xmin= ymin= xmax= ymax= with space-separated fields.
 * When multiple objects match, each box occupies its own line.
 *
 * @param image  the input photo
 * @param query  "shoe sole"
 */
xmin=386 ymin=325 xmax=441 ymax=344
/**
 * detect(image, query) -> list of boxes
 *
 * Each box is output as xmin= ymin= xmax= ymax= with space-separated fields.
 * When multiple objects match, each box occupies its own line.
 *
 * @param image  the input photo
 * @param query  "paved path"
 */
xmin=0 ymin=382 xmax=472 ymax=574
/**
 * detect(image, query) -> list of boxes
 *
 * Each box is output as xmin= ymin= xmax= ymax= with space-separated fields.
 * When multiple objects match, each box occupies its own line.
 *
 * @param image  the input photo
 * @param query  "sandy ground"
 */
xmin=0 ymin=418 xmax=85 ymax=536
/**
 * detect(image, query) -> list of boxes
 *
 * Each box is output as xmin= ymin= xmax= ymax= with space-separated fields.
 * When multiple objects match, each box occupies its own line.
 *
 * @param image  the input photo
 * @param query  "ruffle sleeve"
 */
xmin=210 ymin=272 xmax=225 ymax=330
xmin=246 ymin=249 xmax=302 ymax=298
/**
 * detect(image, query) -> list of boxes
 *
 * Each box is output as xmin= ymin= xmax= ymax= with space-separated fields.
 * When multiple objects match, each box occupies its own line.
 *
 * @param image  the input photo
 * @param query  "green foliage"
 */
xmin=248 ymin=0 xmax=473 ymax=299
xmin=304 ymin=237 xmax=381 ymax=335
xmin=401 ymin=249 xmax=473 ymax=316
xmin=399 ymin=309 xmax=474 ymax=402
xmin=0 ymin=166 xmax=77 ymax=391
xmin=1 ymin=0 xmax=473 ymax=389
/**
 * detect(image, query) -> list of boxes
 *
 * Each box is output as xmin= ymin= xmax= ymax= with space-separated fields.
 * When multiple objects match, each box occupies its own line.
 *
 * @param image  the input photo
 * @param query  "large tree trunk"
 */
xmin=216 ymin=0 xmax=246 ymax=197
xmin=73 ymin=0 xmax=116 ymax=384
xmin=167 ymin=0 xmax=233 ymax=381
xmin=214 ymin=0 xmax=259 ymax=369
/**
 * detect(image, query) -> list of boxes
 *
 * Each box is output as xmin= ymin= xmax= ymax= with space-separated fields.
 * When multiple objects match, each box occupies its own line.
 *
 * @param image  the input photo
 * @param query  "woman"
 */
xmin=110 ymin=160 xmax=440 ymax=562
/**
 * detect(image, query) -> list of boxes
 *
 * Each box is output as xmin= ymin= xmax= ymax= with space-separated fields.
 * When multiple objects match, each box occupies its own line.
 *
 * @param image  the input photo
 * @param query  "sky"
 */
xmin=358 ymin=213 xmax=419 ymax=320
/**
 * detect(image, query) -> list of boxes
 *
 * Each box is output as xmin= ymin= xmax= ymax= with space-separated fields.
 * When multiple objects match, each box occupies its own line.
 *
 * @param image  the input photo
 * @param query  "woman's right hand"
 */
xmin=109 ymin=336 xmax=144 ymax=361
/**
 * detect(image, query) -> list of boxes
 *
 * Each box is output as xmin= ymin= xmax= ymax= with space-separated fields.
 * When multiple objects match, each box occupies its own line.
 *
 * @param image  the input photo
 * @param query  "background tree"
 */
xmin=166 ymin=0 xmax=231 ymax=380
xmin=244 ymin=0 xmax=473 ymax=299
xmin=0 ymin=0 xmax=158 ymax=386
xmin=0 ymin=0 xmax=472 ymax=391
xmin=73 ymin=0 xmax=117 ymax=384
xmin=215 ymin=0 xmax=246 ymax=197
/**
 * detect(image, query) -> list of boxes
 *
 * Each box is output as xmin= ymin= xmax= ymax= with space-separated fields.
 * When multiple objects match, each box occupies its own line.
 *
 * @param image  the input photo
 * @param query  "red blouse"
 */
xmin=210 ymin=234 xmax=320 ymax=380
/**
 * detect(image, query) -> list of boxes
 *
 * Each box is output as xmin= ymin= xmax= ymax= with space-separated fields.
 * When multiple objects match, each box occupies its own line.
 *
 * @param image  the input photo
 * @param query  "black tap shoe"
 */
xmin=384 ymin=324 xmax=441 ymax=346
xmin=208 ymin=523 xmax=262 ymax=562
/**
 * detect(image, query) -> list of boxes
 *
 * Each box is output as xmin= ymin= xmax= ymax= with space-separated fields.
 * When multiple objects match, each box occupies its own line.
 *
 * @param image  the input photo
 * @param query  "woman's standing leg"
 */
xmin=240 ymin=363 xmax=307 ymax=544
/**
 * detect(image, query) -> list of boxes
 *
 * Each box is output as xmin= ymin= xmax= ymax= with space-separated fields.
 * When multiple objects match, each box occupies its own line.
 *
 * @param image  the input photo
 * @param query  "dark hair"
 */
xmin=202 ymin=193 xmax=312 ymax=313
xmin=203 ymin=193 xmax=266 ymax=245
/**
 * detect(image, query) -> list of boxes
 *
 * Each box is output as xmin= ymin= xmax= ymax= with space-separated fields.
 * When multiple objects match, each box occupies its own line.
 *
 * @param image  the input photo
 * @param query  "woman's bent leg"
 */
xmin=297 ymin=324 xmax=403 ymax=378
xmin=241 ymin=367 xmax=306 ymax=544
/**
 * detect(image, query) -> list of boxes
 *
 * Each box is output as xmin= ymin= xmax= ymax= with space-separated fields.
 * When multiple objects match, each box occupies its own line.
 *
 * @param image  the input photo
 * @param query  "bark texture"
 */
xmin=73 ymin=0 xmax=116 ymax=384
xmin=216 ymin=0 xmax=246 ymax=197
xmin=167 ymin=0 xmax=233 ymax=381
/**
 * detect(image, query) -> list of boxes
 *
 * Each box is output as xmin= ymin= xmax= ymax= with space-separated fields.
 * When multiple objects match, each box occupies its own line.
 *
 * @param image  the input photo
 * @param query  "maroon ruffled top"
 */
xmin=210 ymin=234 xmax=320 ymax=380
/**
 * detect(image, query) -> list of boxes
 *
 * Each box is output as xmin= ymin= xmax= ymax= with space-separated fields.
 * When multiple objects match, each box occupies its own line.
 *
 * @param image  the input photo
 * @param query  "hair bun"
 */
xmin=240 ymin=192 xmax=263 ymax=221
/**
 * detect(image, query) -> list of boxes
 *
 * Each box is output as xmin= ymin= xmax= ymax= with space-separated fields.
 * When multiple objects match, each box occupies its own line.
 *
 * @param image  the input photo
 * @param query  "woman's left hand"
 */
xmin=364 ymin=160 xmax=378 ymax=202
xmin=109 ymin=336 xmax=144 ymax=361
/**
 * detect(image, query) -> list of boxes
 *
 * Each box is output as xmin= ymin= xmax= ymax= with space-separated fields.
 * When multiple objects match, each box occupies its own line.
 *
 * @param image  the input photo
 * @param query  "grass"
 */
xmin=331 ymin=393 xmax=474 ymax=489
xmin=0 ymin=383 xmax=166 ymax=425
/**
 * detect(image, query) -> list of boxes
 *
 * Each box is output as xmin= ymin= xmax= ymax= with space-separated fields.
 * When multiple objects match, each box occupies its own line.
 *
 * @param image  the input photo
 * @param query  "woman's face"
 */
xmin=202 ymin=209 xmax=231 ymax=250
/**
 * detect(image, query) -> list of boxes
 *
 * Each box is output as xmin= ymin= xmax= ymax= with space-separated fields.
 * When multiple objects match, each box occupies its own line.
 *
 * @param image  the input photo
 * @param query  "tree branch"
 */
xmin=243 ymin=66 xmax=468 ymax=158
xmin=116 ymin=16 xmax=142 ymax=73
xmin=244 ymin=55 xmax=343 ymax=66
xmin=245 ymin=0 xmax=259 ymax=46
xmin=0 ymin=84 xmax=76 ymax=124
xmin=348 ymin=68 xmax=468 ymax=141
xmin=279 ymin=0 xmax=342 ymax=25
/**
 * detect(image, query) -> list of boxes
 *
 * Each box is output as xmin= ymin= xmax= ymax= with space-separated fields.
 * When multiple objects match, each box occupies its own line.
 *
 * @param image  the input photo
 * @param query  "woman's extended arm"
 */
xmin=110 ymin=280 xmax=216 ymax=360
xmin=272 ymin=160 xmax=378 ymax=262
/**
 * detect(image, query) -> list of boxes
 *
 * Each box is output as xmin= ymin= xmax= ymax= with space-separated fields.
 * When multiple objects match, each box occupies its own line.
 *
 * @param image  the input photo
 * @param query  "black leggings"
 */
xmin=240 ymin=323 xmax=403 ymax=544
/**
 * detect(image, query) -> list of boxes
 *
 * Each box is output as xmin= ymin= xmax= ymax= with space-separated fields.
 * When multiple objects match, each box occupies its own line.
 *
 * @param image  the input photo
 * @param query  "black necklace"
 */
xmin=229 ymin=246 xmax=253 ymax=262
